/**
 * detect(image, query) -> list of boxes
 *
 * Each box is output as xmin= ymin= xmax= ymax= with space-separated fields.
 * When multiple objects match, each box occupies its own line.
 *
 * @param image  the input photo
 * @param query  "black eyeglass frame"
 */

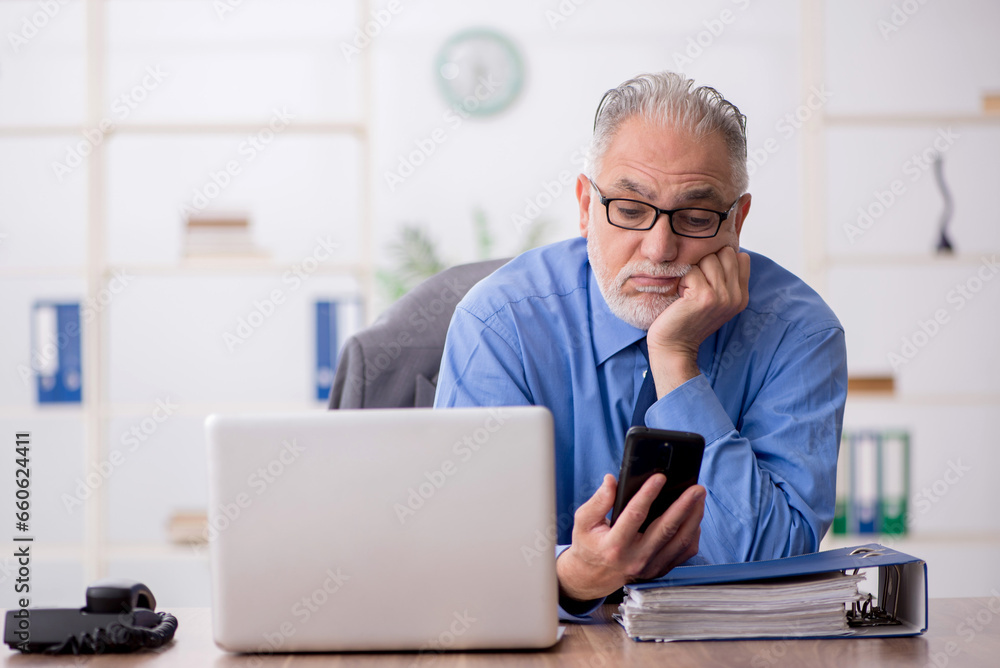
xmin=588 ymin=178 xmax=739 ymax=238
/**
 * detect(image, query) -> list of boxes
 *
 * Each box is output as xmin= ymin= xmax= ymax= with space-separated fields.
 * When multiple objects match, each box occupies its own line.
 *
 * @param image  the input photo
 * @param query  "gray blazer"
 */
xmin=327 ymin=258 xmax=510 ymax=409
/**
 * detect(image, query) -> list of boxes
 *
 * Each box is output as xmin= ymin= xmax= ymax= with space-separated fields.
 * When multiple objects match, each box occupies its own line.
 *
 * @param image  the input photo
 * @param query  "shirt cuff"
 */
xmin=645 ymin=373 xmax=735 ymax=443
xmin=555 ymin=544 xmax=606 ymax=621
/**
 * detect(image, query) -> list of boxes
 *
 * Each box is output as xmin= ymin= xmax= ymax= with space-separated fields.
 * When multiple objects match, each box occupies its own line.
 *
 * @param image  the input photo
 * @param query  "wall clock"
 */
xmin=435 ymin=28 xmax=525 ymax=117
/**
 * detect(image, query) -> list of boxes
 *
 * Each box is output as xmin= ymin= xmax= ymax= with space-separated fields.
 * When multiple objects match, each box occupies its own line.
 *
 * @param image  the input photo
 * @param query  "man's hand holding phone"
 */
xmin=556 ymin=474 xmax=705 ymax=603
xmin=557 ymin=428 xmax=706 ymax=603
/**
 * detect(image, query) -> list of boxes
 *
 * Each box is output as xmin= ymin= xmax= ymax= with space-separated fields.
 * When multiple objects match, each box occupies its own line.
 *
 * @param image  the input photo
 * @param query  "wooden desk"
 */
xmin=3 ymin=598 xmax=999 ymax=667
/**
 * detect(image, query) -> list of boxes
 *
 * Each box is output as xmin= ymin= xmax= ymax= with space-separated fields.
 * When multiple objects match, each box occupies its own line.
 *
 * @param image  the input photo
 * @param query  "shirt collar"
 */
xmin=588 ymin=264 xmax=646 ymax=365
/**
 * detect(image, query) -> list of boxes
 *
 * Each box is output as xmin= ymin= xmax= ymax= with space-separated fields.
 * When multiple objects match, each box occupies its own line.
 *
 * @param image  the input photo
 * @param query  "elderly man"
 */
xmin=434 ymin=71 xmax=847 ymax=616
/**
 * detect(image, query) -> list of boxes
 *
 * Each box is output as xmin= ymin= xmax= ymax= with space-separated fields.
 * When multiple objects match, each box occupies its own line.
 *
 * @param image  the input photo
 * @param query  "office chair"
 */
xmin=327 ymin=258 xmax=510 ymax=409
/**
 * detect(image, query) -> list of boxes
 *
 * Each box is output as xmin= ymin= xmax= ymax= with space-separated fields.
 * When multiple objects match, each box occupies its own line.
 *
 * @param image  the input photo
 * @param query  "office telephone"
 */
xmin=3 ymin=579 xmax=177 ymax=654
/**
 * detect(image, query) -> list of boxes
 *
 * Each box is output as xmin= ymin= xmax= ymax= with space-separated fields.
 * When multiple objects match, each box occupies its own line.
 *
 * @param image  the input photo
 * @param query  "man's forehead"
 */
xmin=600 ymin=118 xmax=735 ymax=204
xmin=611 ymin=176 xmax=655 ymax=199
xmin=608 ymin=175 xmax=728 ymax=206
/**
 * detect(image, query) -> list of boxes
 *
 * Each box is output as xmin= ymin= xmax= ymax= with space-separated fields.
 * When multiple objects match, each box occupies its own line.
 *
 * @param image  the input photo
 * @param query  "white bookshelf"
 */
xmin=0 ymin=0 xmax=374 ymax=606
xmin=805 ymin=0 xmax=1000 ymax=597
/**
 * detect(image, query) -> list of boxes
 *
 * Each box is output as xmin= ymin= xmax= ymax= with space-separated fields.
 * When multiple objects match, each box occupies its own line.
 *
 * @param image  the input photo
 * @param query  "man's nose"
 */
xmin=639 ymin=214 xmax=679 ymax=263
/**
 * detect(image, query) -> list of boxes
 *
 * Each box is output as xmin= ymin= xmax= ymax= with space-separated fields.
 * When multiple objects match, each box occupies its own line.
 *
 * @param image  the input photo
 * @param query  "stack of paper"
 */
xmin=620 ymin=571 xmax=866 ymax=641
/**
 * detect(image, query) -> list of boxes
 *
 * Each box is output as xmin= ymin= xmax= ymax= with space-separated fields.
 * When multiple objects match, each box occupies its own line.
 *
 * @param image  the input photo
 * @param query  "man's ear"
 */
xmin=733 ymin=193 xmax=751 ymax=237
xmin=576 ymin=173 xmax=592 ymax=239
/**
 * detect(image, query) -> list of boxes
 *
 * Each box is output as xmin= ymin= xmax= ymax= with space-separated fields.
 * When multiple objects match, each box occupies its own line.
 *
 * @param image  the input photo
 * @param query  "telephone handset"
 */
xmin=4 ymin=578 xmax=178 ymax=654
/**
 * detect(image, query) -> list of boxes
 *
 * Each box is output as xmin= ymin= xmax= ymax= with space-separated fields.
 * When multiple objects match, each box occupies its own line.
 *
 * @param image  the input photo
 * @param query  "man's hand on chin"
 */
xmin=646 ymin=246 xmax=751 ymax=397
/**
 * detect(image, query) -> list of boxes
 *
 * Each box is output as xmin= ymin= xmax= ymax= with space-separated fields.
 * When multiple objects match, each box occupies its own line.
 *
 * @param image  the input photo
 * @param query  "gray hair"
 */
xmin=586 ymin=71 xmax=749 ymax=196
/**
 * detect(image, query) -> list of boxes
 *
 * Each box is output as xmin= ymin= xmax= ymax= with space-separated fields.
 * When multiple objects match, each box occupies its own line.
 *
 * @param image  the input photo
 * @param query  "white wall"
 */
xmin=371 ymin=0 xmax=805 ymax=285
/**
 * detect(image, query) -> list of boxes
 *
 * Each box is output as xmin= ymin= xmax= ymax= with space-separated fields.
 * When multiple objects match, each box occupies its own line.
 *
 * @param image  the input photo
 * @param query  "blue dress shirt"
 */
xmin=434 ymin=238 xmax=847 ymax=607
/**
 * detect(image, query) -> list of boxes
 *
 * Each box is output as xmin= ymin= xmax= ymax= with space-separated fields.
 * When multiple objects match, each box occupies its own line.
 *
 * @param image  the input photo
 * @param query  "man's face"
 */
xmin=577 ymin=115 xmax=751 ymax=330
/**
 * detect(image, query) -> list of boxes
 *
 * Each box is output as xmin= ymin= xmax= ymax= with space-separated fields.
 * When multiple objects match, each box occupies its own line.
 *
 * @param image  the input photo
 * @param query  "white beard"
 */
xmin=587 ymin=235 xmax=690 ymax=331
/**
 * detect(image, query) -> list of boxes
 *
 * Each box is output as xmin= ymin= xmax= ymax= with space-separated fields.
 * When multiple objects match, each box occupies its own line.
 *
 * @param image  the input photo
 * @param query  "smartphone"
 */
xmin=610 ymin=427 xmax=705 ymax=533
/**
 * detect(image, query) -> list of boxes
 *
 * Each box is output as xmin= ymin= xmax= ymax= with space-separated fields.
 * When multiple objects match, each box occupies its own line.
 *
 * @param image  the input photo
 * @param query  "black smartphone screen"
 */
xmin=609 ymin=427 xmax=705 ymax=533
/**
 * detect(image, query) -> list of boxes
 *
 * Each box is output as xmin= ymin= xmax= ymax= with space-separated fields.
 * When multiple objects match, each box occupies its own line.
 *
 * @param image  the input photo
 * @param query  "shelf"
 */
xmin=1 ymin=0 xmax=375 ymax=593
xmin=822 ymin=531 xmax=1000 ymax=548
xmin=0 ymin=121 xmax=367 ymax=137
xmin=22 ymin=543 xmax=209 ymax=562
xmin=825 ymin=113 xmax=1000 ymax=127
xmin=0 ymin=401 xmax=327 ymax=421
xmin=0 ymin=406 xmax=87 ymax=420
xmin=98 ymin=402 xmax=327 ymax=418
xmin=0 ymin=267 xmax=88 ymax=279
xmin=105 ymin=543 xmax=208 ymax=561
xmin=847 ymin=375 xmax=894 ymax=396
xmin=15 ymin=543 xmax=85 ymax=561
xmin=107 ymin=260 xmax=367 ymax=278
xmin=0 ymin=261 xmax=367 ymax=279
xmin=824 ymin=253 xmax=1000 ymax=268
xmin=845 ymin=393 xmax=1000 ymax=406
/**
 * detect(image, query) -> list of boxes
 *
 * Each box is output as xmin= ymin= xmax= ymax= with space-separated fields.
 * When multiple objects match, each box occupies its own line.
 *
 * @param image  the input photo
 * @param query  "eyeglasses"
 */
xmin=588 ymin=178 xmax=738 ymax=238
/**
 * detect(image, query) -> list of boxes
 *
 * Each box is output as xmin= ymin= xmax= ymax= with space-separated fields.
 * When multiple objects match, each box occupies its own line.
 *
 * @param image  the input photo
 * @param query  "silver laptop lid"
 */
xmin=205 ymin=406 xmax=559 ymax=653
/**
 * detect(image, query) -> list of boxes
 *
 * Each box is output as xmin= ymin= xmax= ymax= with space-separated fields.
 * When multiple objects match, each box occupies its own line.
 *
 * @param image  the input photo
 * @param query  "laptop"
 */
xmin=205 ymin=406 xmax=560 ymax=653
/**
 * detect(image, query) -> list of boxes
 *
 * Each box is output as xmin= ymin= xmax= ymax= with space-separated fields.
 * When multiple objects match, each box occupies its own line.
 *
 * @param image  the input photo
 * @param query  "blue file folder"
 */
xmin=315 ymin=301 xmax=337 ymax=401
xmin=32 ymin=302 xmax=82 ymax=404
xmin=315 ymin=299 xmax=363 ymax=401
xmin=851 ymin=432 xmax=881 ymax=534
xmin=624 ymin=543 xmax=927 ymax=639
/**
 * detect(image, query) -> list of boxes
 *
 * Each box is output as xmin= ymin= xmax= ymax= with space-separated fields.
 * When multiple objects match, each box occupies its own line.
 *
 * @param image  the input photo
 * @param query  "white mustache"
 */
xmin=615 ymin=262 xmax=691 ymax=290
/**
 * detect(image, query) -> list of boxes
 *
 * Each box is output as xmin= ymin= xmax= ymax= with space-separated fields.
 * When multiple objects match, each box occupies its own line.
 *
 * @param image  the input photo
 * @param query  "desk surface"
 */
xmin=3 ymin=598 xmax=998 ymax=667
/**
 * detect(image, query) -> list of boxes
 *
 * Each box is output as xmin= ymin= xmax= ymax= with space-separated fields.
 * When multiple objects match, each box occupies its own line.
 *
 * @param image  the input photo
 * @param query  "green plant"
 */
xmin=377 ymin=208 xmax=551 ymax=303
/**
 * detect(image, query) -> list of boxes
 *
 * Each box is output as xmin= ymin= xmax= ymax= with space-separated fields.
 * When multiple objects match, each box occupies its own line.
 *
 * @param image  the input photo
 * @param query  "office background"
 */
xmin=0 ymin=0 xmax=998 ymax=607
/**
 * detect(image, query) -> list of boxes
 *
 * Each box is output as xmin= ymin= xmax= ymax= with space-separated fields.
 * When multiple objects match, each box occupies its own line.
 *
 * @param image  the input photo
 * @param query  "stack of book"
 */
xmin=167 ymin=510 xmax=208 ymax=545
xmin=182 ymin=214 xmax=266 ymax=258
